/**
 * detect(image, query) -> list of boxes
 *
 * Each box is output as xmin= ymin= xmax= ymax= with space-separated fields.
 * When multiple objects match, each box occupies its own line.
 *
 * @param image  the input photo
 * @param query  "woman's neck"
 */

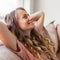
xmin=23 ymin=30 xmax=31 ymax=38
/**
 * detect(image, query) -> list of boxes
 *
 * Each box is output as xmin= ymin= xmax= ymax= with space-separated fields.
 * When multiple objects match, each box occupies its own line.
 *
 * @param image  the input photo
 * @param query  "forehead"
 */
xmin=17 ymin=10 xmax=27 ymax=16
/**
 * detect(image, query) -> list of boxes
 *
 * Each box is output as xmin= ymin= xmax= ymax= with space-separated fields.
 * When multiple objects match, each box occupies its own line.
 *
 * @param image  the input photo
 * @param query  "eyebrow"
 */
xmin=24 ymin=14 xmax=29 ymax=16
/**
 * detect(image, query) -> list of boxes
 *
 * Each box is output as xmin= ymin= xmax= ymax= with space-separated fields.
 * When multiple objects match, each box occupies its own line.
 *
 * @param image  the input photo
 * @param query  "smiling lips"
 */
xmin=28 ymin=20 xmax=34 ymax=24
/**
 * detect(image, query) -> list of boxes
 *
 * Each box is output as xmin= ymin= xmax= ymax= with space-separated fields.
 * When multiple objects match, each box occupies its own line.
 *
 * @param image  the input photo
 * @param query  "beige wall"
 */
xmin=32 ymin=0 xmax=60 ymax=26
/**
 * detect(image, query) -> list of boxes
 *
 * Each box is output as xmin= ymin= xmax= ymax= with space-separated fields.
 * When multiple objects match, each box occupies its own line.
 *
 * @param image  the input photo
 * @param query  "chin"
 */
xmin=29 ymin=26 xmax=34 ymax=30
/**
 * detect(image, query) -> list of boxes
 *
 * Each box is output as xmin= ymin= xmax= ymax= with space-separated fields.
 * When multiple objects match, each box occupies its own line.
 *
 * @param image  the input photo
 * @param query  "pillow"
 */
xmin=0 ymin=40 xmax=21 ymax=60
xmin=46 ymin=21 xmax=58 ymax=52
xmin=56 ymin=24 xmax=60 ymax=49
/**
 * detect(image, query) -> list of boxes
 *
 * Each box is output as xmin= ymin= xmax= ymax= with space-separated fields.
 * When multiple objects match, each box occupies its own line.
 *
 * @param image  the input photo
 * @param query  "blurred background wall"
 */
xmin=0 ymin=0 xmax=60 ymax=26
xmin=31 ymin=0 xmax=60 ymax=26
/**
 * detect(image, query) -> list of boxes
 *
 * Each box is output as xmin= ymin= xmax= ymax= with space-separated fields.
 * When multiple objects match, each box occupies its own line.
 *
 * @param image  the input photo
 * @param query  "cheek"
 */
xmin=18 ymin=21 xmax=27 ymax=30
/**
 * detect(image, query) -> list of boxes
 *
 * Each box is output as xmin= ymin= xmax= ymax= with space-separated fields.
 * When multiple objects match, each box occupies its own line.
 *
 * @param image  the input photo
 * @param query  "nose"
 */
xmin=28 ymin=16 xmax=31 ymax=21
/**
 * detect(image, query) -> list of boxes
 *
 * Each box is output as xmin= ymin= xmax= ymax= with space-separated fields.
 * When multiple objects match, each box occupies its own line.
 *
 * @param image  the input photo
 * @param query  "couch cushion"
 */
xmin=46 ymin=21 xmax=58 ymax=52
xmin=0 ymin=40 xmax=21 ymax=60
xmin=56 ymin=24 xmax=60 ymax=49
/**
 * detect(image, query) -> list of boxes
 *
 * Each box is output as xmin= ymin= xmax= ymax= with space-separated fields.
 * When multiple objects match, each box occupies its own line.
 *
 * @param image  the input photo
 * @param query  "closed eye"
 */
xmin=23 ymin=14 xmax=29 ymax=19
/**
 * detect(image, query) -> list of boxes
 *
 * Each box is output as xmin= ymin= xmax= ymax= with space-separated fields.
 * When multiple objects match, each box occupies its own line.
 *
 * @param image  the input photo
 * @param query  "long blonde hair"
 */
xmin=5 ymin=7 xmax=58 ymax=60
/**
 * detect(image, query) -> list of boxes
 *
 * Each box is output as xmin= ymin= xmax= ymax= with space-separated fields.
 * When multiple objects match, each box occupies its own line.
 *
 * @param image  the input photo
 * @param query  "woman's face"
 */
xmin=16 ymin=10 xmax=34 ymax=31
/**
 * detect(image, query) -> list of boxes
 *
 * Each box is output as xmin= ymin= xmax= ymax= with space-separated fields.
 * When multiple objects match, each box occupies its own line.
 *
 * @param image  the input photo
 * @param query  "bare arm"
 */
xmin=30 ymin=11 xmax=45 ymax=29
xmin=0 ymin=22 xmax=17 ymax=51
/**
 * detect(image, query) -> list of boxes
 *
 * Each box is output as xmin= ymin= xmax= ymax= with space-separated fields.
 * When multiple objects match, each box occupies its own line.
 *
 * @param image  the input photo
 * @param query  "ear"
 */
xmin=46 ymin=21 xmax=58 ymax=52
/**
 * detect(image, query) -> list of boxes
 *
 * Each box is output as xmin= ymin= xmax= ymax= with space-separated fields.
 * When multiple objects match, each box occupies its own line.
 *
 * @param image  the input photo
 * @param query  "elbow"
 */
xmin=38 ymin=11 xmax=45 ymax=18
xmin=41 ymin=11 xmax=45 ymax=17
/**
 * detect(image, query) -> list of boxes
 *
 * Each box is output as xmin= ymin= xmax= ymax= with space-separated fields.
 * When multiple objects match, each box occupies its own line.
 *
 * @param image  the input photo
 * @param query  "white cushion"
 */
xmin=46 ymin=21 xmax=58 ymax=52
xmin=0 ymin=41 xmax=21 ymax=60
xmin=56 ymin=24 xmax=60 ymax=49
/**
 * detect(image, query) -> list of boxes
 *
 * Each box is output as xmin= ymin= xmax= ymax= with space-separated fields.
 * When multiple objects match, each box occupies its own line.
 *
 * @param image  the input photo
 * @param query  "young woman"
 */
xmin=0 ymin=7 xmax=59 ymax=60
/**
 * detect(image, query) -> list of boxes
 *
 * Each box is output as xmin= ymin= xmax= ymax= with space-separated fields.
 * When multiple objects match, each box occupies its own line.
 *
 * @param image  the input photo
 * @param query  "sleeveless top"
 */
xmin=14 ymin=40 xmax=52 ymax=60
xmin=13 ymin=28 xmax=59 ymax=60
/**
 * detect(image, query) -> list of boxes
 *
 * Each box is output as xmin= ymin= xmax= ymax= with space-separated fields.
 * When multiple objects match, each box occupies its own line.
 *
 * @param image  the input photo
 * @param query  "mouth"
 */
xmin=28 ymin=20 xmax=34 ymax=24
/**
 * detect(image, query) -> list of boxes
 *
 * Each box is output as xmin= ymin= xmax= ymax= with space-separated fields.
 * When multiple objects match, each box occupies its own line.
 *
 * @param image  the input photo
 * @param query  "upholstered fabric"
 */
xmin=0 ymin=40 xmax=21 ymax=60
xmin=46 ymin=21 xmax=58 ymax=52
xmin=56 ymin=24 xmax=60 ymax=49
